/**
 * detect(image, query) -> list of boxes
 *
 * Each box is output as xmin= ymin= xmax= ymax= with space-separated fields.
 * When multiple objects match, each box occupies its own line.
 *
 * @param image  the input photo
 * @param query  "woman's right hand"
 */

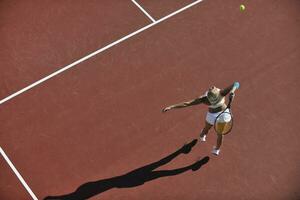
xmin=229 ymin=92 xmax=235 ymax=101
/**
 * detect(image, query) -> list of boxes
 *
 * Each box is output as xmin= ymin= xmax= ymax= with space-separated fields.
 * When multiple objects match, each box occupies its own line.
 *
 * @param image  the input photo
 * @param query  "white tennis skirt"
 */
xmin=206 ymin=108 xmax=231 ymax=125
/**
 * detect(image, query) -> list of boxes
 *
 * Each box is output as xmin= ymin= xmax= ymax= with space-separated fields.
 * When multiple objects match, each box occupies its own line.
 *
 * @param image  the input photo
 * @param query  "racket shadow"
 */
xmin=44 ymin=139 xmax=209 ymax=200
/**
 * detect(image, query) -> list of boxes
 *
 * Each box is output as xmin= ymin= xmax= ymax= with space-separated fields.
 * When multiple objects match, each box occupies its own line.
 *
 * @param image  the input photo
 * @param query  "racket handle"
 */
xmin=227 ymin=97 xmax=233 ymax=109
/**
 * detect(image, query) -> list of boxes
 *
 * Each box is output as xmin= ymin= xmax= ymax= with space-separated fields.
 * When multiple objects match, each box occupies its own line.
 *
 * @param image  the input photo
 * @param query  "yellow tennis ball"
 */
xmin=240 ymin=4 xmax=246 ymax=11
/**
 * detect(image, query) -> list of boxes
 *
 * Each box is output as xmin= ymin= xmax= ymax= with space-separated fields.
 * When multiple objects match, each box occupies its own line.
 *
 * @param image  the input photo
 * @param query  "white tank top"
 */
xmin=205 ymin=91 xmax=225 ymax=108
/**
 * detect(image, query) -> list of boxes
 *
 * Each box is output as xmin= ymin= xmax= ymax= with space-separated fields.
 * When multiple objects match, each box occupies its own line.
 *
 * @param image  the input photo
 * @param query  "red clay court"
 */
xmin=1 ymin=0 xmax=299 ymax=199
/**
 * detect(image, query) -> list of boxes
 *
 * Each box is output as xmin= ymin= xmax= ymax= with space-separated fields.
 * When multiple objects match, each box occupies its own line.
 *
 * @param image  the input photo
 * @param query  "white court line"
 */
xmin=131 ymin=0 xmax=156 ymax=22
xmin=0 ymin=0 xmax=205 ymax=107
xmin=0 ymin=147 xmax=38 ymax=200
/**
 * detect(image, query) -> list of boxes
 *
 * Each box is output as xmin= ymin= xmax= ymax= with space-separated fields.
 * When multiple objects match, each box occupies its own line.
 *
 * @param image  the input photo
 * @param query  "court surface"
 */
xmin=1 ymin=0 xmax=300 ymax=199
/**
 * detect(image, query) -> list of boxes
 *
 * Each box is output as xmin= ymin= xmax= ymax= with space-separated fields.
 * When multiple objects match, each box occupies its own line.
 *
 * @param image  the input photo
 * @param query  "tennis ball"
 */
xmin=240 ymin=4 xmax=246 ymax=11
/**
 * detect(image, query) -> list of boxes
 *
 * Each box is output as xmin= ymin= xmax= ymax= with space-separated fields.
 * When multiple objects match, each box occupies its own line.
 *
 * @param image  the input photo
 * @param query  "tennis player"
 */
xmin=162 ymin=82 xmax=240 ymax=155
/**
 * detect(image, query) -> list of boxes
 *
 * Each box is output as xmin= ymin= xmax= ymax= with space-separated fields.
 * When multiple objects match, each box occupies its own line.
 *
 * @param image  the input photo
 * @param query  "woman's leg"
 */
xmin=216 ymin=134 xmax=223 ymax=150
xmin=199 ymin=121 xmax=213 ymax=140
xmin=212 ymin=133 xmax=223 ymax=155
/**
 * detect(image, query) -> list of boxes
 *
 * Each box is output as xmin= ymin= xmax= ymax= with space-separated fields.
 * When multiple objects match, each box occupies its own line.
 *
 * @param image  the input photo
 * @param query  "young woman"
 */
xmin=162 ymin=82 xmax=240 ymax=155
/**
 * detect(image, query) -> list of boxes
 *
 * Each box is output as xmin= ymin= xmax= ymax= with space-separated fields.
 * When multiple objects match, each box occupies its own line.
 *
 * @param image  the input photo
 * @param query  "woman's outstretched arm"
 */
xmin=162 ymin=96 xmax=205 ymax=113
xmin=220 ymin=82 xmax=240 ymax=97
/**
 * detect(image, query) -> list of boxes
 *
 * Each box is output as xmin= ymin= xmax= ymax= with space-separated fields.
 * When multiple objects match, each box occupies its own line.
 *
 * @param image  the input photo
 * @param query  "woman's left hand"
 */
xmin=162 ymin=106 xmax=172 ymax=113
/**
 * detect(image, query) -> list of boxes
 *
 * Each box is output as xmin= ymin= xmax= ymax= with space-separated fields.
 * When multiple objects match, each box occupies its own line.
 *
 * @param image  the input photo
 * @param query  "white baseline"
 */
xmin=0 ymin=0 xmax=205 ymax=106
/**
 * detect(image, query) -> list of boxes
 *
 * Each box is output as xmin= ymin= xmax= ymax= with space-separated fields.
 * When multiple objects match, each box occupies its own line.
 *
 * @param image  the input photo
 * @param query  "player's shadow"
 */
xmin=44 ymin=139 xmax=209 ymax=200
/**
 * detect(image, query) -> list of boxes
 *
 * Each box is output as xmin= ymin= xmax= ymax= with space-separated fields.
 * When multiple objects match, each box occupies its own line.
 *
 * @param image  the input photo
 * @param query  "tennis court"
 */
xmin=1 ymin=0 xmax=299 ymax=199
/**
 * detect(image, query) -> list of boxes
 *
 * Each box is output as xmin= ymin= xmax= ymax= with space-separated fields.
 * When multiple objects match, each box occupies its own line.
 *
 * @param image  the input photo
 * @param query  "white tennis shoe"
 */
xmin=212 ymin=146 xmax=220 ymax=156
xmin=200 ymin=135 xmax=206 ymax=142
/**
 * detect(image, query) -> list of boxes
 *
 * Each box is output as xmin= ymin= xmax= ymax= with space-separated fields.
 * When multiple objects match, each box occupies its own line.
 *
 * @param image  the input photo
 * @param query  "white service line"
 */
xmin=0 ymin=0 xmax=205 ymax=106
xmin=131 ymin=0 xmax=156 ymax=22
xmin=0 ymin=147 xmax=38 ymax=200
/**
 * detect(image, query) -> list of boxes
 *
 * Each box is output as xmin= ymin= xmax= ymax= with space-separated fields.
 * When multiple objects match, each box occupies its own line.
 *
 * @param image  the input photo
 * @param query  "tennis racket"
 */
xmin=213 ymin=96 xmax=234 ymax=135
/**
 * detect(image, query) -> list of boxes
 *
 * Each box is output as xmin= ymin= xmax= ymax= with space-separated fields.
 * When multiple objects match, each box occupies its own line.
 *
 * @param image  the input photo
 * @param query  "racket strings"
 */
xmin=214 ymin=111 xmax=233 ymax=135
xmin=215 ymin=120 xmax=233 ymax=134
